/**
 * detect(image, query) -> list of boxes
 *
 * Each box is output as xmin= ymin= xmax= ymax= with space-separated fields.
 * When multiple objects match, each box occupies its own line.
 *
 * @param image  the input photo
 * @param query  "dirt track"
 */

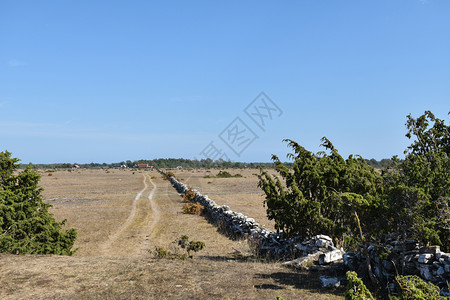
xmin=100 ymin=174 xmax=159 ymax=256
xmin=0 ymin=169 xmax=344 ymax=300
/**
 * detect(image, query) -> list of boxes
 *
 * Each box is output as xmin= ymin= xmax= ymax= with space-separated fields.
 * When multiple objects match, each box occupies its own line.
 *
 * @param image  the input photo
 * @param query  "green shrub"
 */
xmin=177 ymin=235 xmax=205 ymax=258
xmin=391 ymin=275 xmax=447 ymax=300
xmin=258 ymin=111 xmax=450 ymax=251
xmin=216 ymin=170 xmax=233 ymax=178
xmin=0 ymin=151 xmax=77 ymax=255
xmin=151 ymin=235 xmax=205 ymax=260
xmin=258 ymin=137 xmax=381 ymax=245
xmin=345 ymin=271 xmax=374 ymax=300
xmin=215 ymin=171 xmax=243 ymax=178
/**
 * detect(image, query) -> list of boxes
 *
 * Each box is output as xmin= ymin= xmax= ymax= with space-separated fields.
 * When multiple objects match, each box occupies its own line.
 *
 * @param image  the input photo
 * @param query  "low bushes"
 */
xmin=182 ymin=203 xmax=204 ymax=215
xmin=392 ymin=275 xmax=447 ymax=300
xmin=151 ymin=235 xmax=205 ymax=260
xmin=204 ymin=171 xmax=243 ymax=178
xmin=182 ymin=188 xmax=196 ymax=203
xmin=345 ymin=271 xmax=374 ymax=300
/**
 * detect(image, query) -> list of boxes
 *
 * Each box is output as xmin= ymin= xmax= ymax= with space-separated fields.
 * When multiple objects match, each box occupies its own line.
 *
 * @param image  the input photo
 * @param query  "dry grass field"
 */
xmin=0 ymin=168 xmax=344 ymax=299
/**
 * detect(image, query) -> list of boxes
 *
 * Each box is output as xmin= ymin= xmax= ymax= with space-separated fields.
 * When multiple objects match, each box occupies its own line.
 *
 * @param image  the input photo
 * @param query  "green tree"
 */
xmin=0 ymin=150 xmax=77 ymax=255
xmin=258 ymin=138 xmax=382 ymax=246
xmin=383 ymin=111 xmax=449 ymax=250
xmin=258 ymin=111 xmax=449 ymax=254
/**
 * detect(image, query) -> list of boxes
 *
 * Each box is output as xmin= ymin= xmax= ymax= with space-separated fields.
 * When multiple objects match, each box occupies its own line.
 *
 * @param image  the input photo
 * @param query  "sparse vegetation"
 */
xmin=0 ymin=168 xmax=343 ymax=299
xmin=204 ymin=170 xmax=243 ymax=178
xmin=151 ymin=235 xmax=205 ymax=260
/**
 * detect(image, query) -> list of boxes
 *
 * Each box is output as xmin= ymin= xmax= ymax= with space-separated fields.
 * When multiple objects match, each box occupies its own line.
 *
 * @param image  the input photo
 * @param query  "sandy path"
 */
xmin=146 ymin=177 xmax=159 ymax=235
xmin=139 ymin=177 xmax=159 ymax=253
xmin=100 ymin=174 xmax=159 ymax=256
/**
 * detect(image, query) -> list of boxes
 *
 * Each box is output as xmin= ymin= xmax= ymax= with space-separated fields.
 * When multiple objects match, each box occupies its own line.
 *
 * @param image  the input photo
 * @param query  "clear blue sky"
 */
xmin=1 ymin=1 xmax=449 ymax=164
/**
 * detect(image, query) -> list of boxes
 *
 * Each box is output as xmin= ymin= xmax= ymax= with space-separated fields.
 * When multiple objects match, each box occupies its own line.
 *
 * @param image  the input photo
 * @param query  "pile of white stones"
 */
xmin=344 ymin=240 xmax=450 ymax=295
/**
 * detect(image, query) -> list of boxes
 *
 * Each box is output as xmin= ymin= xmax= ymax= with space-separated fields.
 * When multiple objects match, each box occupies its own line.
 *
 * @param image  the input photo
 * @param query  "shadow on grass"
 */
xmin=254 ymin=271 xmax=345 ymax=296
xmin=199 ymin=254 xmax=257 ymax=263
xmin=254 ymin=283 xmax=283 ymax=290
xmin=200 ymin=255 xmax=345 ymax=296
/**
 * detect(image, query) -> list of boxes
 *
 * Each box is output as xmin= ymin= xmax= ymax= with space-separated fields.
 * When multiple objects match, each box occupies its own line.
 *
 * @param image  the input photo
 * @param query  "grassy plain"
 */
xmin=0 ymin=168 xmax=344 ymax=299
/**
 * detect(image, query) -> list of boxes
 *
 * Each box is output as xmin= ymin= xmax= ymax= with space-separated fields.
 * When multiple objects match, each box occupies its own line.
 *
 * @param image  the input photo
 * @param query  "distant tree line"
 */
xmin=21 ymin=159 xmax=280 ymax=169
xmin=21 ymin=157 xmax=394 ymax=170
xmin=364 ymin=158 xmax=395 ymax=169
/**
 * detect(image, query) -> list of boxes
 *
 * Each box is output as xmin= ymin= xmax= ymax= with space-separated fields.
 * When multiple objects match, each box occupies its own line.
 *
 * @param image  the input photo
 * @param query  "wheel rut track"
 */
xmin=100 ymin=174 xmax=158 ymax=256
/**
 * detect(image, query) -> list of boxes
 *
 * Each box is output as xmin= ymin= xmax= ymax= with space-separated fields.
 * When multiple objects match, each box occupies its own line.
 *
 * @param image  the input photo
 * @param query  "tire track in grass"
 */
xmin=100 ymin=174 xmax=148 ymax=255
xmin=147 ymin=177 xmax=159 ymax=234
xmin=140 ymin=177 xmax=159 ymax=253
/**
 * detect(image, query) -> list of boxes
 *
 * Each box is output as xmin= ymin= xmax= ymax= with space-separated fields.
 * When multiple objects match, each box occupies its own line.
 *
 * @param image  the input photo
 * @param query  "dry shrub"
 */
xmin=162 ymin=171 xmax=175 ymax=180
xmin=182 ymin=188 xmax=196 ymax=203
xmin=48 ymin=173 xmax=53 ymax=176
xmin=182 ymin=203 xmax=204 ymax=215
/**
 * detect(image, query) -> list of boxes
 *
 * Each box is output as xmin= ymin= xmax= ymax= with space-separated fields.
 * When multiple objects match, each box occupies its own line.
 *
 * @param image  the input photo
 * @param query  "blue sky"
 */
xmin=1 ymin=1 xmax=449 ymax=164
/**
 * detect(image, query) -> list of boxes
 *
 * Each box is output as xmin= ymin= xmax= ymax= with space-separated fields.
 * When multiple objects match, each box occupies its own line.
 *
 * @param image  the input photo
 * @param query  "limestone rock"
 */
xmin=319 ymin=249 xmax=343 ymax=265
xmin=418 ymin=253 xmax=434 ymax=264
xmin=418 ymin=264 xmax=434 ymax=281
xmin=320 ymin=276 xmax=340 ymax=288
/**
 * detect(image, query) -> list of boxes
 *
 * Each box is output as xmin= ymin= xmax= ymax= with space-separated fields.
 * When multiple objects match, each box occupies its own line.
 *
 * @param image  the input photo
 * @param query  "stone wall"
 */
xmin=166 ymin=173 xmax=342 ymax=260
xmin=345 ymin=241 xmax=450 ymax=295
xmin=163 ymin=171 xmax=449 ymax=294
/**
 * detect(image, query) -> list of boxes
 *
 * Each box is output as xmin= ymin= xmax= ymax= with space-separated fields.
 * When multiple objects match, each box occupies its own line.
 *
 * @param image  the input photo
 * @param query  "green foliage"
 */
xmin=391 ymin=275 xmax=448 ymax=300
xmin=405 ymin=111 xmax=449 ymax=156
xmin=383 ymin=111 xmax=450 ymax=250
xmin=216 ymin=171 xmax=243 ymax=178
xmin=177 ymin=235 xmax=206 ymax=258
xmin=151 ymin=235 xmax=205 ymax=260
xmin=0 ymin=150 xmax=77 ymax=255
xmin=345 ymin=271 xmax=374 ymax=300
xmin=258 ymin=137 xmax=382 ymax=245
xmin=258 ymin=111 xmax=449 ymax=251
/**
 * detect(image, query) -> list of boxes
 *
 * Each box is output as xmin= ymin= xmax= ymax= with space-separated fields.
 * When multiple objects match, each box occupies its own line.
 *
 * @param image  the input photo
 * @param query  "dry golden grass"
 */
xmin=0 ymin=168 xmax=344 ymax=299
